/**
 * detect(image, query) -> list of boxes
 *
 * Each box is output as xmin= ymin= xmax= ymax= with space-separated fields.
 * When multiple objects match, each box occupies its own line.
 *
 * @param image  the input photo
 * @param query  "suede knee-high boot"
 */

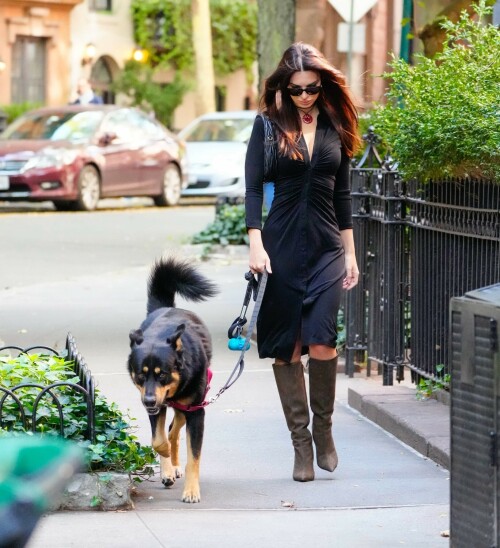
xmin=272 ymin=361 xmax=314 ymax=482
xmin=308 ymin=356 xmax=338 ymax=472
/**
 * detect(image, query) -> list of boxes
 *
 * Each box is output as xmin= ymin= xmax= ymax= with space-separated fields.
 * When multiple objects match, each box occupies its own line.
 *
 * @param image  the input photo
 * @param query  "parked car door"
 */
xmin=124 ymin=110 xmax=166 ymax=194
xmin=97 ymin=109 xmax=141 ymax=195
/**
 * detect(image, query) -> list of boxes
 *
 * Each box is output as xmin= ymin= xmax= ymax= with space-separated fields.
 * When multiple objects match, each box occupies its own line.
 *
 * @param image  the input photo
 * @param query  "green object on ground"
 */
xmin=0 ymin=435 xmax=83 ymax=548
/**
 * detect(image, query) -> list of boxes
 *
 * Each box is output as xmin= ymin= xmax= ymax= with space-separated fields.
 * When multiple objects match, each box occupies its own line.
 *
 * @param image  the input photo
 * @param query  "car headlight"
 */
xmin=20 ymin=149 xmax=78 ymax=173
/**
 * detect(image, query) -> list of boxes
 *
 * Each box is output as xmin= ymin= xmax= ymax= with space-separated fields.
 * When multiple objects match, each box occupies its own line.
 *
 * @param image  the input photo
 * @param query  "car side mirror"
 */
xmin=98 ymin=132 xmax=117 ymax=146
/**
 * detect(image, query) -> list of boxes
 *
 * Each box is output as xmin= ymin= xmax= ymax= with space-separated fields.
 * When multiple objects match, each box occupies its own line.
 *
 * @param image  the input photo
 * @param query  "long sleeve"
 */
xmin=245 ymin=115 xmax=265 ymax=230
xmin=333 ymin=149 xmax=353 ymax=230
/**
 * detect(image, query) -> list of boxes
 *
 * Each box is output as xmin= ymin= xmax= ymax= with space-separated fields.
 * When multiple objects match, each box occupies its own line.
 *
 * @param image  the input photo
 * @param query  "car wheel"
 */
xmin=154 ymin=165 xmax=181 ymax=207
xmin=76 ymin=165 xmax=100 ymax=211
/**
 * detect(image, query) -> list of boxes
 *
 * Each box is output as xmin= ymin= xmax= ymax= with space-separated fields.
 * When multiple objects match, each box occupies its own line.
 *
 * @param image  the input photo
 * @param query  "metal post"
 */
xmin=347 ymin=0 xmax=355 ymax=84
xmin=381 ymin=170 xmax=406 ymax=385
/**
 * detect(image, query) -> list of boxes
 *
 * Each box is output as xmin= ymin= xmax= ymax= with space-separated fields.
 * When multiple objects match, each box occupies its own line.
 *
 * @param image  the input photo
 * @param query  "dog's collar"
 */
xmin=166 ymin=368 xmax=213 ymax=412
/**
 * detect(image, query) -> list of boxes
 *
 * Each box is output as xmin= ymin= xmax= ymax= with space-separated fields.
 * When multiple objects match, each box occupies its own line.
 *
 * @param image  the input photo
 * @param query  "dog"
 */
xmin=127 ymin=257 xmax=218 ymax=503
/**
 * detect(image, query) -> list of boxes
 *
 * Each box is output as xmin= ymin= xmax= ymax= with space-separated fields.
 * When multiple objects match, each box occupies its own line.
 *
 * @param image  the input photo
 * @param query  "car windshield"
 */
xmin=0 ymin=111 xmax=104 ymax=142
xmin=182 ymin=118 xmax=253 ymax=143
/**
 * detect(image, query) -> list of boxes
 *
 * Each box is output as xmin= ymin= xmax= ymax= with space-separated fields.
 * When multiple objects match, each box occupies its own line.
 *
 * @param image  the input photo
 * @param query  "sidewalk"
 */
xmin=28 ymin=371 xmax=450 ymax=548
xmin=17 ymin=258 xmax=450 ymax=548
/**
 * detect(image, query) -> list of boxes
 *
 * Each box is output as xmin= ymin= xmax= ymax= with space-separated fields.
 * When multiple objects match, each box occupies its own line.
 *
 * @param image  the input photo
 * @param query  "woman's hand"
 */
xmin=340 ymin=229 xmax=358 ymax=290
xmin=248 ymin=229 xmax=272 ymax=274
xmin=343 ymin=252 xmax=359 ymax=290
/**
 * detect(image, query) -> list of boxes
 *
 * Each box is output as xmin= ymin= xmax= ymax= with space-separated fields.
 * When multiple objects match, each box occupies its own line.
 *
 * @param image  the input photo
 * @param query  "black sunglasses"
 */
xmin=287 ymin=85 xmax=322 ymax=97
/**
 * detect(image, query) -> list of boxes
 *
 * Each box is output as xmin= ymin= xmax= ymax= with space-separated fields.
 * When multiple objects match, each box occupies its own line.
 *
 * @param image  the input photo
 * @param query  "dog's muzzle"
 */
xmin=144 ymin=406 xmax=160 ymax=416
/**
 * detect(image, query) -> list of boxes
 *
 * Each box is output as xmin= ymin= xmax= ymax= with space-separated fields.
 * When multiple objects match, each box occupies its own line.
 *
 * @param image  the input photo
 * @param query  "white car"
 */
xmin=178 ymin=110 xmax=256 ymax=197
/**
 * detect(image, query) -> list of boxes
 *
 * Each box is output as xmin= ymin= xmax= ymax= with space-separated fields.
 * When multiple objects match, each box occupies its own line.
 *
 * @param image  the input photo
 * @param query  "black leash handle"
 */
xmin=227 ymin=271 xmax=256 ymax=340
xmin=209 ymin=270 xmax=268 ymax=404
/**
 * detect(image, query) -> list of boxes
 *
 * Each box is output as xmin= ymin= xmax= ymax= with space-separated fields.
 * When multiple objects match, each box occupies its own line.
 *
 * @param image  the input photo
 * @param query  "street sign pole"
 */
xmin=347 ymin=0 xmax=355 ymax=84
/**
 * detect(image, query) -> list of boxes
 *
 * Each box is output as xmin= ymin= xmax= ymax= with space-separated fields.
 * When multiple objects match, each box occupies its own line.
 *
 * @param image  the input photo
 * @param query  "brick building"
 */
xmin=0 ymin=1 xmax=480 ymax=126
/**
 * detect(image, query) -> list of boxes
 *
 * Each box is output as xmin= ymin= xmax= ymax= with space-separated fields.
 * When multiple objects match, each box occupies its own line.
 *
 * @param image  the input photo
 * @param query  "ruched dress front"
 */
xmin=245 ymin=113 xmax=353 ymax=361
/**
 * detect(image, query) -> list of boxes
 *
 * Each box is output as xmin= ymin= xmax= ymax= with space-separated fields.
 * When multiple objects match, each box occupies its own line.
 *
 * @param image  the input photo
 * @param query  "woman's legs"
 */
xmin=272 ymin=341 xmax=339 ymax=479
xmin=308 ymin=344 xmax=339 ymax=471
xmin=273 ymin=340 xmax=314 ymax=481
xmin=309 ymin=344 xmax=337 ymax=360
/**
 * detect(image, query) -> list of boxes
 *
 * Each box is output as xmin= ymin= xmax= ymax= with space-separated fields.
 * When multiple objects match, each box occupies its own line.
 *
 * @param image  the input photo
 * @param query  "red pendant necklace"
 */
xmin=298 ymin=106 xmax=315 ymax=124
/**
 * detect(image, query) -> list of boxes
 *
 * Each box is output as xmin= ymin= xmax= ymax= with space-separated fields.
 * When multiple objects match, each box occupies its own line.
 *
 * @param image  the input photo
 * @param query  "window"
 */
xmin=11 ymin=37 xmax=46 ymax=104
xmin=89 ymin=0 xmax=112 ymax=11
xmin=2 ymin=111 xmax=104 ymax=141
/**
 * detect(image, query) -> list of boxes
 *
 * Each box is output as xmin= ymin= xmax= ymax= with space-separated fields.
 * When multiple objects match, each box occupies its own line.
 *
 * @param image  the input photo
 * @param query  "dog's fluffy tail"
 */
xmin=147 ymin=257 xmax=219 ymax=313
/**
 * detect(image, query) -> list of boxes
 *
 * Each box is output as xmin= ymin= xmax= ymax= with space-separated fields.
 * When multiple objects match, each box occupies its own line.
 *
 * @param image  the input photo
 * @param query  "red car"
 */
xmin=0 ymin=105 xmax=188 ymax=211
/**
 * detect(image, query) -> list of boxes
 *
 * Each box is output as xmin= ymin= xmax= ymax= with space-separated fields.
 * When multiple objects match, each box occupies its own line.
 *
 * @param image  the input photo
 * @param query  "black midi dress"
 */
xmin=245 ymin=113 xmax=353 ymax=361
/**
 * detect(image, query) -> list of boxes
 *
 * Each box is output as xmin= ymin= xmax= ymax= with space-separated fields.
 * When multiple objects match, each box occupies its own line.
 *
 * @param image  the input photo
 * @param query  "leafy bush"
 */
xmin=131 ymin=0 xmax=257 ymax=78
xmin=416 ymin=364 xmax=450 ymax=400
xmin=0 ymin=102 xmax=42 ymax=125
xmin=192 ymin=203 xmax=266 ymax=247
xmin=354 ymin=111 xmax=389 ymax=163
xmin=336 ymin=306 xmax=346 ymax=351
xmin=0 ymin=353 xmax=156 ymax=479
xmin=112 ymin=60 xmax=187 ymax=128
xmin=370 ymin=0 xmax=500 ymax=180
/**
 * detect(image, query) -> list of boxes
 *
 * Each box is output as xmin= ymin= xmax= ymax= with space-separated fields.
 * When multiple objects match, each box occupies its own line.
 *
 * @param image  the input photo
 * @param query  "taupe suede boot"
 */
xmin=272 ymin=361 xmax=315 ymax=482
xmin=308 ymin=356 xmax=339 ymax=472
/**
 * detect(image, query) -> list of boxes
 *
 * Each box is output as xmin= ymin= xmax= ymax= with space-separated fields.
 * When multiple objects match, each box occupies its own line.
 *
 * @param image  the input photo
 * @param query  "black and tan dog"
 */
xmin=128 ymin=257 xmax=218 ymax=503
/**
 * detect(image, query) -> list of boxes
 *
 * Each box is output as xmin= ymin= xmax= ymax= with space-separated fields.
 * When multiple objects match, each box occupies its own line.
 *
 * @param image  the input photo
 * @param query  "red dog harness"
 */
xmin=166 ymin=368 xmax=213 ymax=412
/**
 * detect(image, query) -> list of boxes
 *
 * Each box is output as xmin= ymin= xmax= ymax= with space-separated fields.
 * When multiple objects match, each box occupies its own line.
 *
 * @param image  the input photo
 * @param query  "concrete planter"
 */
xmin=53 ymin=473 xmax=133 ymax=511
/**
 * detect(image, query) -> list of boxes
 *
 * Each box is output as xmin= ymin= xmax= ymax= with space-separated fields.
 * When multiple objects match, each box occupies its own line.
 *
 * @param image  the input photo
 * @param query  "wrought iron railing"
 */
xmin=345 ymin=129 xmax=500 ymax=385
xmin=0 ymin=333 xmax=96 ymax=441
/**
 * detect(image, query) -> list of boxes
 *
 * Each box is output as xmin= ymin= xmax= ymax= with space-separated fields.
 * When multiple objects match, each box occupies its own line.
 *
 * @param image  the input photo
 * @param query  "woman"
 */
xmin=245 ymin=43 xmax=360 ymax=482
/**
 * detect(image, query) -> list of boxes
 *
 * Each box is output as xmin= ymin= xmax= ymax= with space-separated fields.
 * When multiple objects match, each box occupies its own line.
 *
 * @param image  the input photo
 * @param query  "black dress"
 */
xmin=245 ymin=113 xmax=353 ymax=361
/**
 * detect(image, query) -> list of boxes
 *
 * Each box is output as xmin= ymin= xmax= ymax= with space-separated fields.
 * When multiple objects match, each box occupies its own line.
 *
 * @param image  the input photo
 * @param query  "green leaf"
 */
xmin=90 ymin=496 xmax=102 ymax=508
xmin=0 ymin=351 xmax=157 ymax=478
xmin=369 ymin=0 xmax=500 ymax=181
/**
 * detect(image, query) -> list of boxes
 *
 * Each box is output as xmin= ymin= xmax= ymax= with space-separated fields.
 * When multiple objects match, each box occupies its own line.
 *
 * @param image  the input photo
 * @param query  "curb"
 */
xmin=182 ymin=244 xmax=248 ymax=264
xmin=53 ymin=473 xmax=133 ymax=511
xmin=347 ymin=378 xmax=450 ymax=469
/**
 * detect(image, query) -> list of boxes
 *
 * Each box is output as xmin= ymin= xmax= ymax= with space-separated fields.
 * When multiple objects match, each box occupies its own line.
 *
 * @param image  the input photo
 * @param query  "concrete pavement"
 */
xmin=0 ymin=256 xmax=450 ymax=547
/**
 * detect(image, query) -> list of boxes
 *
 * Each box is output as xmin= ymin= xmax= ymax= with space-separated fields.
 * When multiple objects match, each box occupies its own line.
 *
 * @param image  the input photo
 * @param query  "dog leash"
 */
xmin=166 ymin=271 xmax=268 ymax=412
xmin=207 ymin=270 xmax=268 ymax=405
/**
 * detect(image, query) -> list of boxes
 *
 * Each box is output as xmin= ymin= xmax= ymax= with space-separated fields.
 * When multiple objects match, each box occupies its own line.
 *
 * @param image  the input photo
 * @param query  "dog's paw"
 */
xmin=160 ymin=467 xmax=185 ymax=487
xmin=181 ymin=488 xmax=201 ymax=503
xmin=174 ymin=466 xmax=183 ymax=479
xmin=160 ymin=456 xmax=181 ymax=487
xmin=162 ymin=476 xmax=176 ymax=488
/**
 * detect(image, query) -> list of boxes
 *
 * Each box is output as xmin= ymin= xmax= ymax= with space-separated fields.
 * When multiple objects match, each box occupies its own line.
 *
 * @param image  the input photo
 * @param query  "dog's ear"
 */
xmin=129 ymin=328 xmax=144 ymax=347
xmin=167 ymin=323 xmax=186 ymax=355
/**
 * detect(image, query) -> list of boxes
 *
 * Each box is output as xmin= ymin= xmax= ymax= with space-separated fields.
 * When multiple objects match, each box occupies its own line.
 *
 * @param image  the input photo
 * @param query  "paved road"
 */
xmin=0 ymin=202 xmax=449 ymax=547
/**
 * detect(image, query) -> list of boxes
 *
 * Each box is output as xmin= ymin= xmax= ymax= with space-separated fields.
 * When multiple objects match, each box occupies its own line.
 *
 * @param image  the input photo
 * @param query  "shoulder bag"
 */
xmin=258 ymin=113 xmax=277 ymax=182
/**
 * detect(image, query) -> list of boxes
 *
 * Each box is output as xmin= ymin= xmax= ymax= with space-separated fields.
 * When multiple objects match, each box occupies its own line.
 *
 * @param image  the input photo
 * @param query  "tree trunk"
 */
xmin=192 ymin=0 xmax=216 ymax=115
xmin=257 ymin=0 xmax=296 ymax=92
xmin=418 ymin=0 xmax=478 ymax=57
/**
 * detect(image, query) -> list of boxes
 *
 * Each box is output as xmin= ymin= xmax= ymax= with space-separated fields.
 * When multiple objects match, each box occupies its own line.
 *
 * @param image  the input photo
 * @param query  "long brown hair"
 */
xmin=259 ymin=42 xmax=361 ymax=159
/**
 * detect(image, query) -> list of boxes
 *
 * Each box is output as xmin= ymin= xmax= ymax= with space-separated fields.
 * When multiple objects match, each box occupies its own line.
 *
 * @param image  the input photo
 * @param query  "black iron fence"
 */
xmin=345 ymin=131 xmax=500 ymax=385
xmin=0 ymin=333 xmax=96 ymax=440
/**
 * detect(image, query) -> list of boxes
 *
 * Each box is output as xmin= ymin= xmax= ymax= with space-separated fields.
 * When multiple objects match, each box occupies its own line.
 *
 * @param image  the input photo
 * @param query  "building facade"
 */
xmin=0 ymin=0 xmax=83 ymax=106
xmin=296 ymin=0 xmax=403 ymax=107
xmin=0 ymin=1 xmax=469 ymax=127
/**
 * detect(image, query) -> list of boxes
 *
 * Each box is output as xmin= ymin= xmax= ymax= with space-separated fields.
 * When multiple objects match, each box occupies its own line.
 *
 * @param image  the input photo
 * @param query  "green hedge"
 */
xmin=370 ymin=1 xmax=499 ymax=180
xmin=192 ymin=203 xmax=263 ymax=247
xmin=131 ymin=0 xmax=257 ymax=78
xmin=0 ymin=353 xmax=156 ymax=480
